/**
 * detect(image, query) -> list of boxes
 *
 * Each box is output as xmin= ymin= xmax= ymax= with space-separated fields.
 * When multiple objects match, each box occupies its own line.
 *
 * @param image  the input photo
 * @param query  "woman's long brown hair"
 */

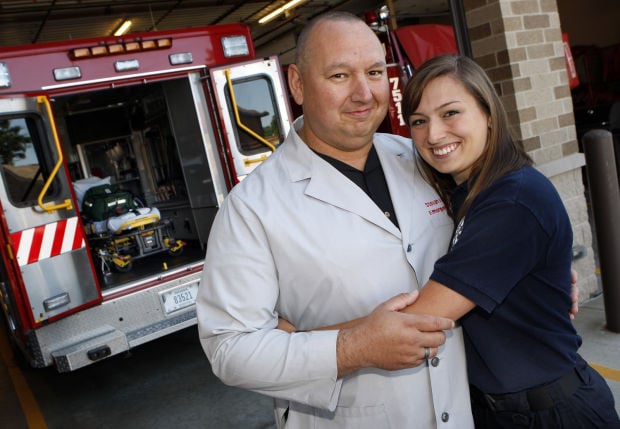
xmin=402 ymin=54 xmax=532 ymax=221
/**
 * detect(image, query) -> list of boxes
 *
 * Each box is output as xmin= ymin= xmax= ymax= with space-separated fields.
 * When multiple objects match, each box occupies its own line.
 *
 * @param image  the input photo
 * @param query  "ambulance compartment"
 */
xmin=52 ymin=77 xmax=214 ymax=290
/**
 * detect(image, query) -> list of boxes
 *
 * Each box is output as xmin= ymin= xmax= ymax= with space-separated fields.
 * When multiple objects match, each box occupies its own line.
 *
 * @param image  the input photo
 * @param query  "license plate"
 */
xmin=160 ymin=282 xmax=199 ymax=315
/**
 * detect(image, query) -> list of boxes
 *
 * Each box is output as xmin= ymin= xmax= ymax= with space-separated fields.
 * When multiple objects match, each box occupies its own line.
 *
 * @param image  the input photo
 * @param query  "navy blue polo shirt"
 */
xmin=430 ymin=166 xmax=581 ymax=394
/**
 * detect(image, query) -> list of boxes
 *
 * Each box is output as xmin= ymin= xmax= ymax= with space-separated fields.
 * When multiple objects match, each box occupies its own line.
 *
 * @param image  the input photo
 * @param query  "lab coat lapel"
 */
xmin=375 ymin=143 xmax=420 ymax=245
xmin=284 ymin=135 xmax=401 ymax=237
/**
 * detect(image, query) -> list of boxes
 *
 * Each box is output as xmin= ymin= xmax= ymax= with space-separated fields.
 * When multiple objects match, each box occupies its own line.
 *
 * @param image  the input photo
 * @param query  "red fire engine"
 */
xmin=365 ymin=8 xmax=458 ymax=138
xmin=0 ymin=23 xmax=292 ymax=371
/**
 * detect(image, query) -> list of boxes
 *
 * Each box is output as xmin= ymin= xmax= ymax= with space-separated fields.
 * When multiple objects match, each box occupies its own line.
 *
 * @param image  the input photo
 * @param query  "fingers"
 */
xmin=386 ymin=332 xmax=446 ymax=369
xmin=403 ymin=312 xmax=454 ymax=331
xmin=570 ymin=283 xmax=579 ymax=303
xmin=360 ymin=312 xmax=449 ymax=370
xmin=422 ymin=346 xmax=439 ymax=361
xmin=571 ymin=268 xmax=578 ymax=284
xmin=381 ymin=290 xmax=420 ymax=312
xmin=570 ymin=300 xmax=579 ymax=320
xmin=337 ymin=299 xmax=456 ymax=374
xmin=569 ymin=282 xmax=579 ymax=320
xmin=412 ymin=329 xmax=448 ymax=350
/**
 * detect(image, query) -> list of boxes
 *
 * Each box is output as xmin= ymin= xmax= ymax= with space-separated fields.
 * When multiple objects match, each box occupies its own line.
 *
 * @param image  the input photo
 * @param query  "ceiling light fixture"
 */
xmin=258 ymin=0 xmax=309 ymax=25
xmin=113 ymin=19 xmax=133 ymax=36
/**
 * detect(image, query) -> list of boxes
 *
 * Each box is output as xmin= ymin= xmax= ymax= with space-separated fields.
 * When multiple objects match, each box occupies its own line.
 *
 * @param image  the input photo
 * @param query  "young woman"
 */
xmin=399 ymin=54 xmax=619 ymax=428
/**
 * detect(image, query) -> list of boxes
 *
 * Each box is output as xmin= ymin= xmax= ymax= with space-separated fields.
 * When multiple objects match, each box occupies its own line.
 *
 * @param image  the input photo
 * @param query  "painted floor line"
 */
xmin=0 ymin=330 xmax=47 ymax=429
xmin=590 ymin=363 xmax=620 ymax=382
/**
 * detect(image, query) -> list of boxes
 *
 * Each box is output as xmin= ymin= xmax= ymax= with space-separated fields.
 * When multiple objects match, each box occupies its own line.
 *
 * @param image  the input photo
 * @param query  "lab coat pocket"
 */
xmin=314 ymin=404 xmax=391 ymax=429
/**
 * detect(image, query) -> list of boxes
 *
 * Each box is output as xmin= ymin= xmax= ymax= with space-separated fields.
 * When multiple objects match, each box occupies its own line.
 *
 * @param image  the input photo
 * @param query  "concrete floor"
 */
xmin=571 ymin=293 xmax=620 ymax=414
xmin=0 ymin=324 xmax=277 ymax=429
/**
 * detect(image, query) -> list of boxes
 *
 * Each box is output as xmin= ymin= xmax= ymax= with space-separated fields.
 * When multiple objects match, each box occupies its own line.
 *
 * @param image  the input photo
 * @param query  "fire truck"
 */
xmin=365 ymin=8 xmax=459 ymax=138
xmin=0 ymin=23 xmax=292 ymax=372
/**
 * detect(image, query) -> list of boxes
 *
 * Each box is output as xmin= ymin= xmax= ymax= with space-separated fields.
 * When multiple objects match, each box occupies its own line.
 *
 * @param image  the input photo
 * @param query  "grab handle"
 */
xmin=36 ymin=96 xmax=73 ymax=213
xmin=224 ymin=69 xmax=276 ymax=152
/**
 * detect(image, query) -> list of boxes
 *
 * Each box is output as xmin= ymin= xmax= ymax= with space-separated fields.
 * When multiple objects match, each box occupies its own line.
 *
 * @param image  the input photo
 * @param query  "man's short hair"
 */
xmin=294 ymin=11 xmax=365 ymax=70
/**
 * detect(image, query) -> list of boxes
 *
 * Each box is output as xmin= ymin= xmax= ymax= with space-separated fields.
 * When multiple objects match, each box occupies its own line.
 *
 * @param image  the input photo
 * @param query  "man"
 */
xmin=197 ymin=11 xmax=474 ymax=428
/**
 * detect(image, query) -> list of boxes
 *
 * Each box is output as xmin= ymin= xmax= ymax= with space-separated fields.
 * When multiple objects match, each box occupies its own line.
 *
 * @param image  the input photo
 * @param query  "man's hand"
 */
xmin=336 ymin=291 xmax=454 ymax=377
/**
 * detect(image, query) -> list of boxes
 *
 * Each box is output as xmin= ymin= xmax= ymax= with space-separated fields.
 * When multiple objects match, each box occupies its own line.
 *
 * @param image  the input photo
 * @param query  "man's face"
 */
xmin=289 ymin=19 xmax=389 ymax=159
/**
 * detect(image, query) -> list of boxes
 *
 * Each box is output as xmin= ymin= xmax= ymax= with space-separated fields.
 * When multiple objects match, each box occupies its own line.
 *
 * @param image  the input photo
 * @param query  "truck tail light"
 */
xmin=69 ymin=37 xmax=173 ymax=59
xmin=53 ymin=66 xmax=82 ymax=81
xmin=169 ymin=52 xmax=193 ymax=65
xmin=0 ymin=62 xmax=11 ymax=88
xmin=156 ymin=39 xmax=172 ymax=49
xmin=90 ymin=45 xmax=108 ymax=56
xmin=114 ymin=59 xmax=140 ymax=72
xmin=221 ymin=35 xmax=249 ymax=58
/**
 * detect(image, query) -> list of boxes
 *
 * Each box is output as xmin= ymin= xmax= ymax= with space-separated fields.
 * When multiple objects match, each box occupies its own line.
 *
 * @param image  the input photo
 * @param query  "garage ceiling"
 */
xmin=0 ymin=0 xmax=451 ymax=62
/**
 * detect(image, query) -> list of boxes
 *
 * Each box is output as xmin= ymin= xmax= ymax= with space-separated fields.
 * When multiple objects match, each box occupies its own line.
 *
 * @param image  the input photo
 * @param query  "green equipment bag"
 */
xmin=81 ymin=184 xmax=136 ymax=221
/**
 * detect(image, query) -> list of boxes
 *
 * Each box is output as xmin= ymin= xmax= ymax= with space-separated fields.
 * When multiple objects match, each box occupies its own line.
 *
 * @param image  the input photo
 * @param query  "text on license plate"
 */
xmin=161 ymin=283 xmax=199 ymax=315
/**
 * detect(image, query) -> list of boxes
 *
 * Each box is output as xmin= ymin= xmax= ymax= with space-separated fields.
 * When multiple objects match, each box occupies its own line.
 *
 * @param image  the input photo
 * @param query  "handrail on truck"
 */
xmin=36 ymin=95 xmax=73 ymax=213
xmin=224 ymin=69 xmax=276 ymax=153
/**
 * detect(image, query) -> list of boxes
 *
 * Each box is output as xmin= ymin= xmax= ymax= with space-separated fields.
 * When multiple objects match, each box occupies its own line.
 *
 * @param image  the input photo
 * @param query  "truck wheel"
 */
xmin=0 ymin=286 xmax=31 ymax=369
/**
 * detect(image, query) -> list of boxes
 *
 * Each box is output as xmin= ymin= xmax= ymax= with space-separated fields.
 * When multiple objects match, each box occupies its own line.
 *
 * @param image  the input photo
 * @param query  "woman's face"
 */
xmin=408 ymin=75 xmax=490 ymax=185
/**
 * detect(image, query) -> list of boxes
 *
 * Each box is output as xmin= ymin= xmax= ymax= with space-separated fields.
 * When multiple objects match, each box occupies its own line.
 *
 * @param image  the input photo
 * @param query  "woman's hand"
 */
xmin=570 ymin=268 xmax=579 ymax=320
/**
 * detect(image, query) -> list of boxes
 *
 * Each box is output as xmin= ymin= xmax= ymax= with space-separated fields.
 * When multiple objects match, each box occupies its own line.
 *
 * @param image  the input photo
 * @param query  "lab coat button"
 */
xmin=431 ymin=356 xmax=440 ymax=367
xmin=406 ymin=244 xmax=412 ymax=252
xmin=441 ymin=412 xmax=449 ymax=422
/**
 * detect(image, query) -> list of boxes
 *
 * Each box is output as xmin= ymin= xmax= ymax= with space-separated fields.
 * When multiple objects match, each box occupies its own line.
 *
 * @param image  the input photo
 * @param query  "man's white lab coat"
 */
xmin=197 ymin=118 xmax=473 ymax=428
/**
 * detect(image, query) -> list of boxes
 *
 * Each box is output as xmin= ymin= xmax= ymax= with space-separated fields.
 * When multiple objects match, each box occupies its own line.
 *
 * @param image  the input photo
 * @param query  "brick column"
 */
xmin=463 ymin=0 xmax=599 ymax=298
